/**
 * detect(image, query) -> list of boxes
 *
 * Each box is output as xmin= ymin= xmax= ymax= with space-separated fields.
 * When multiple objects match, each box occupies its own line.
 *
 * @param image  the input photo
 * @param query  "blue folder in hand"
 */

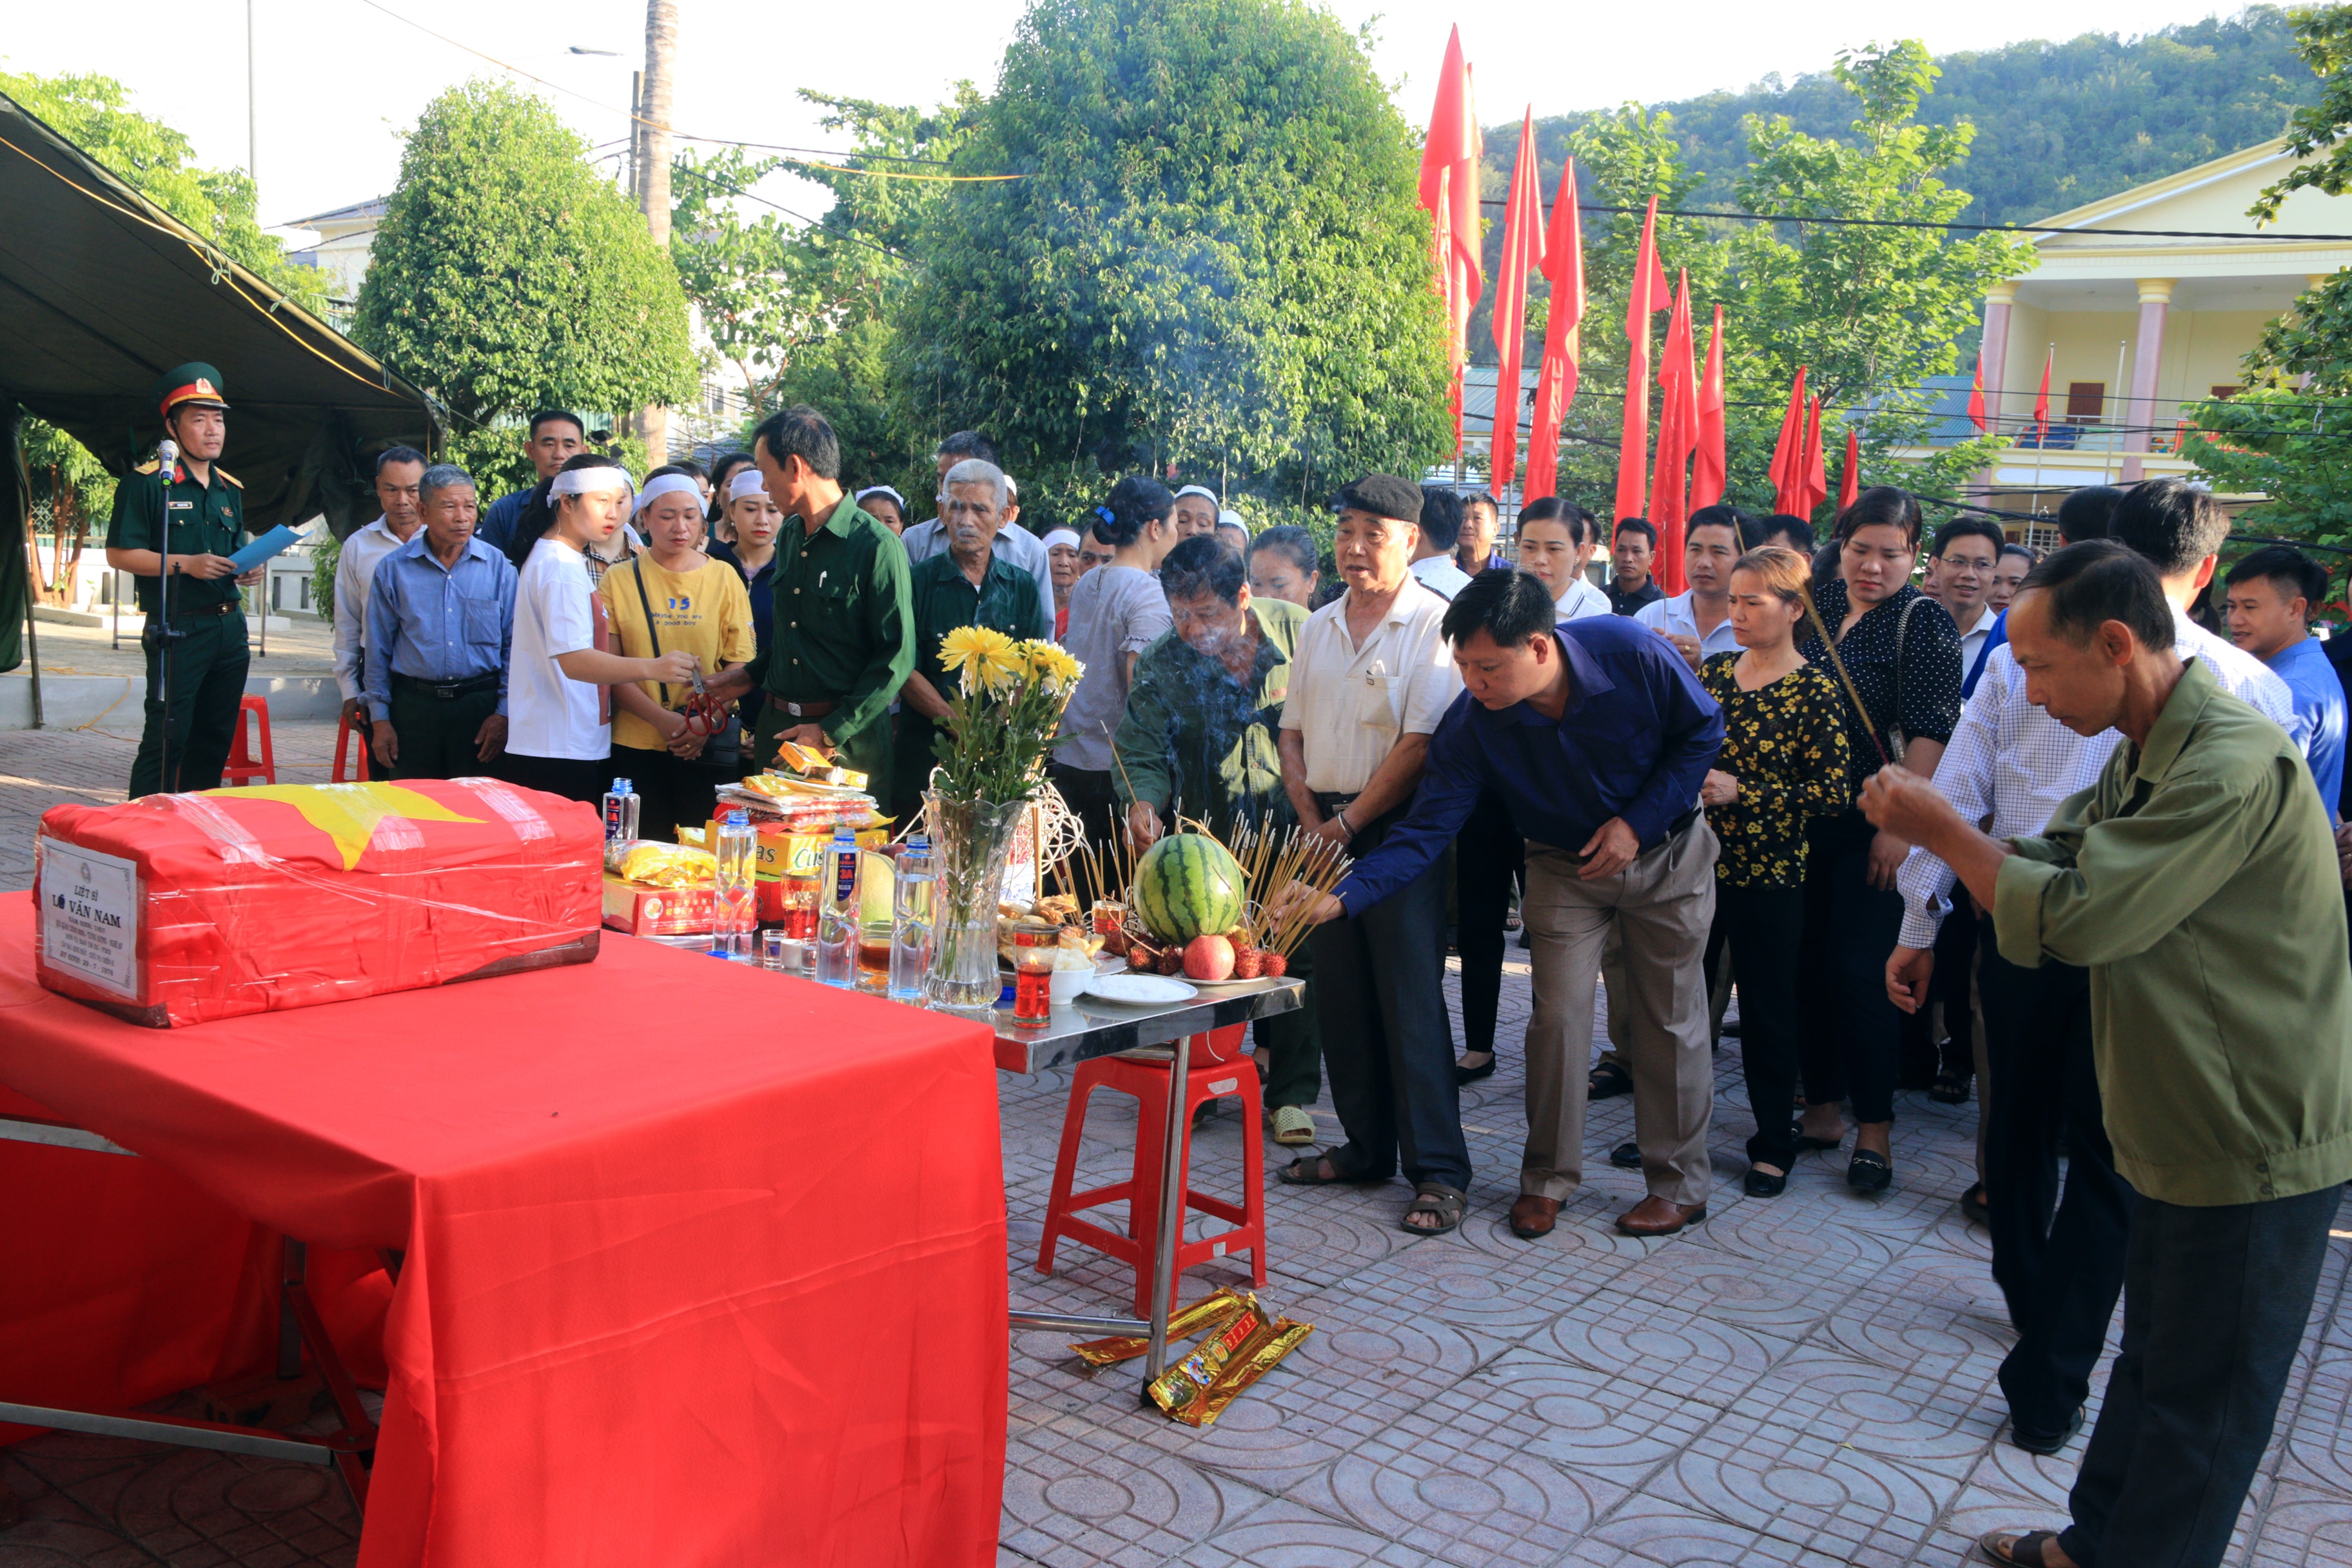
xmin=226 ymin=525 xmax=304 ymax=576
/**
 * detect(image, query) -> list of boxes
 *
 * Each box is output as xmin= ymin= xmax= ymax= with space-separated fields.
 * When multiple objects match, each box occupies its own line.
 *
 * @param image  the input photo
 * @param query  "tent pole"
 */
xmin=20 ymin=536 xmax=40 ymax=730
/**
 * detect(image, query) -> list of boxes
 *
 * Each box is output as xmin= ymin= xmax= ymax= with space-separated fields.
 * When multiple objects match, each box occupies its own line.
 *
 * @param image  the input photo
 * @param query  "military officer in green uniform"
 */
xmin=709 ymin=405 xmax=913 ymax=794
xmin=104 ymin=364 xmax=260 ymax=796
xmin=894 ymin=458 xmax=1050 ymax=812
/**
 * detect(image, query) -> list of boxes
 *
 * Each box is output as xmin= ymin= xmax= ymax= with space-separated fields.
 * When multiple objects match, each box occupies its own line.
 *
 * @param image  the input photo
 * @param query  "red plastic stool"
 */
xmin=222 ymin=695 xmax=276 ymax=785
xmin=332 ymin=707 xmax=372 ymax=783
xmin=1036 ymin=1026 xmax=1268 ymax=1317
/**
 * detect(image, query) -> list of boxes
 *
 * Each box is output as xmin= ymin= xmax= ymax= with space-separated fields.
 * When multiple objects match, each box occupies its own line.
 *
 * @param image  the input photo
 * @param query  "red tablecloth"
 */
xmin=0 ymin=902 xmax=1007 ymax=1567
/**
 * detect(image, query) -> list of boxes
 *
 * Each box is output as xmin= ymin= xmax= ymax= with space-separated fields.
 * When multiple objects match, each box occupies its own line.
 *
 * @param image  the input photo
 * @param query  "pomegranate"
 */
xmin=1184 ymin=934 xmax=1237 ymax=981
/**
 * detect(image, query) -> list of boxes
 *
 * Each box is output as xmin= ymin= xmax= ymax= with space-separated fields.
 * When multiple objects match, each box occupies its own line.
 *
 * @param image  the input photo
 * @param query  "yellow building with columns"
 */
xmin=1966 ymin=136 xmax=2352 ymax=519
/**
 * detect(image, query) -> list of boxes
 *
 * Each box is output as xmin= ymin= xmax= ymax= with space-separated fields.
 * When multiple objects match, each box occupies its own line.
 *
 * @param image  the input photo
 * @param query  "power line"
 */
xmin=1476 ymin=195 xmax=2352 ymax=246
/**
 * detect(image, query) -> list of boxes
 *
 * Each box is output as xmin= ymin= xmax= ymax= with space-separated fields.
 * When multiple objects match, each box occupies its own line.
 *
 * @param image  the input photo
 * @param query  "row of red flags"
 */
xmin=1418 ymin=28 xmax=1870 ymax=593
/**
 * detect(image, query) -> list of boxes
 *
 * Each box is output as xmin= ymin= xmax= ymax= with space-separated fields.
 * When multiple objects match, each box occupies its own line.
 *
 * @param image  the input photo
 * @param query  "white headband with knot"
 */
xmin=726 ymin=468 xmax=770 ymax=504
xmin=1173 ymin=485 xmax=1219 ymax=505
xmin=1218 ymin=509 xmax=1249 ymax=536
xmin=551 ymin=465 xmax=634 ymax=500
xmin=632 ymin=471 xmax=703 ymax=516
xmin=856 ymin=484 xmax=906 ymax=512
xmin=1043 ymin=528 xmax=1082 ymax=551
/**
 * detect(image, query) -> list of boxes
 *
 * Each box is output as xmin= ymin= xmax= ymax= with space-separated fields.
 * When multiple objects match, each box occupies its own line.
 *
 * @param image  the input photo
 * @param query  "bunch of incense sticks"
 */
xmin=1219 ymin=819 xmax=1350 ymax=957
xmin=1071 ymin=828 xmax=1137 ymax=911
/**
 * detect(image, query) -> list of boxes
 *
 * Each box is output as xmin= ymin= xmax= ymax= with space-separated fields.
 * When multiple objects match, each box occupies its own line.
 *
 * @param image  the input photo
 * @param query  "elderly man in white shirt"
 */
xmin=1634 ymin=505 xmax=1747 ymax=669
xmin=1277 ymin=473 xmax=1472 ymax=1236
xmin=1888 ymin=494 xmax=2293 ymax=1462
xmin=333 ymin=447 xmax=428 ymax=741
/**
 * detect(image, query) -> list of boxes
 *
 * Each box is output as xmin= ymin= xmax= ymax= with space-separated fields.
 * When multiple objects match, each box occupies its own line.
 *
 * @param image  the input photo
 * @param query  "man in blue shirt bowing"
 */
xmin=1285 ymin=569 xmax=1725 ymax=1240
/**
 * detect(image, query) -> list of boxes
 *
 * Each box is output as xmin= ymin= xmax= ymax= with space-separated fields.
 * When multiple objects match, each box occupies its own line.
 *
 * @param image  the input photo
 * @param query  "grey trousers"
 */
xmin=1520 ymin=818 xmax=1718 ymax=1205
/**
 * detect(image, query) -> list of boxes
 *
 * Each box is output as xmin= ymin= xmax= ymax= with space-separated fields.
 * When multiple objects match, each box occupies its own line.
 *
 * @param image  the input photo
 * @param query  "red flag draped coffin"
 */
xmin=33 ymin=780 xmax=603 ymax=1027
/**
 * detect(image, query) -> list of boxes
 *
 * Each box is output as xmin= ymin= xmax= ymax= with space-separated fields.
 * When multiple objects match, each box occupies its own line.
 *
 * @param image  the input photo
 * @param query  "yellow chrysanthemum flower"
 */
xmin=1022 ymin=641 xmax=1083 ymax=694
xmin=941 ymin=625 xmax=1022 ymax=694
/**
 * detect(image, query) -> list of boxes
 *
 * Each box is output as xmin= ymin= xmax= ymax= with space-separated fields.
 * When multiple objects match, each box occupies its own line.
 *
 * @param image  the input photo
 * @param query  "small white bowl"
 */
xmin=1049 ymin=966 xmax=1091 ymax=1007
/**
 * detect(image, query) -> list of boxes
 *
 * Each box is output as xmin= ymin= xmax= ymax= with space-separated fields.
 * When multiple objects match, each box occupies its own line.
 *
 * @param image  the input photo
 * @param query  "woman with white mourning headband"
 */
xmin=504 ymin=455 xmax=694 ymax=804
xmin=712 ymin=466 xmax=784 ymax=743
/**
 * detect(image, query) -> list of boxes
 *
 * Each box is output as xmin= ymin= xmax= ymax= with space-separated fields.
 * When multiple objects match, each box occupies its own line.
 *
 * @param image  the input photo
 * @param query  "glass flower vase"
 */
xmin=922 ymin=790 xmax=1027 ymax=1010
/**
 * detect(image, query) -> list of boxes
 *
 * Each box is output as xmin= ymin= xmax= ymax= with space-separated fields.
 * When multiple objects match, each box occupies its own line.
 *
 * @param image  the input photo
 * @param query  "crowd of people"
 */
xmin=116 ymin=377 xmax=2352 ymax=1568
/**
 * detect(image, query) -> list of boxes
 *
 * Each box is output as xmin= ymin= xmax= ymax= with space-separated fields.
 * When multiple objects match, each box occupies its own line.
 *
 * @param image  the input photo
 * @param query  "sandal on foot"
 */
xmin=1978 ymin=1529 xmax=2064 ymax=1567
xmin=1401 ymin=1183 xmax=1467 ymax=1236
xmin=1790 ymin=1119 xmax=1844 ymax=1153
xmin=1960 ymin=1181 xmax=1990 ymax=1226
xmin=1271 ymin=1105 xmax=1317 ymax=1146
xmin=1278 ymin=1151 xmax=1362 ymax=1186
xmin=1930 ymin=1066 xmax=1972 ymax=1104
xmin=1455 ymin=1052 xmax=1497 ymax=1086
xmin=1847 ymin=1148 xmax=1893 ymax=1193
xmin=1589 ymin=1059 xmax=1633 ymax=1100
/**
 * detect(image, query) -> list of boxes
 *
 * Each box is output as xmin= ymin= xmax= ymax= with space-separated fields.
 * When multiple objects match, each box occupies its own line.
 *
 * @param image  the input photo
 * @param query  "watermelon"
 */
xmin=1132 ymin=833 xmax=1246 ymax=943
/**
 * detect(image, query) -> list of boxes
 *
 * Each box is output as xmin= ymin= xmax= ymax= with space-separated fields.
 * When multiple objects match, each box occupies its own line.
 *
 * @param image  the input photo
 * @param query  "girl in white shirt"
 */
xmin=1516 ymin=498 xmax=1611 ymax=621
xmin=503 ymin=456 xmax=694 ymax=803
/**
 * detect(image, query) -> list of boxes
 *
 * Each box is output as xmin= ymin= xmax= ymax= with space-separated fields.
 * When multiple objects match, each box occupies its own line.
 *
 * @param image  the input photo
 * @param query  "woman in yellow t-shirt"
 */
xmin=599 ymin=467 xmax=756 ymax=841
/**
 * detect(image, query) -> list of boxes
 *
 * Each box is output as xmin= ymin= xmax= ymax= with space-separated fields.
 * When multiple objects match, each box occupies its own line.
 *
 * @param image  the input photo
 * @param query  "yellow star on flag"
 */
xmin=215 ymin=783 xmax=485 ymax=870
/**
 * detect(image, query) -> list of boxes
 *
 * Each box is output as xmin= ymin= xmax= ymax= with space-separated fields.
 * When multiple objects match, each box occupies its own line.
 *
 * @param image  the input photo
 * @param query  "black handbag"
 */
xmin=627 ymin=559 xmax=741 ymax=772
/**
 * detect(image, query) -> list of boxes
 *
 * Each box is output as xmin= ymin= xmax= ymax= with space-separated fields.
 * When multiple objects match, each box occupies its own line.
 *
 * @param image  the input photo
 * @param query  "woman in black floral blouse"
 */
xmin=1793 ymin=489 xmax=1963 ymax=1193
xmin=1700 ymin=547 xmax=1852 ymax=1195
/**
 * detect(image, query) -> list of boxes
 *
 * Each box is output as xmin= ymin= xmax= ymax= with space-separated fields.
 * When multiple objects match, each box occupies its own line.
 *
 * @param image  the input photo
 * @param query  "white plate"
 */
xmin=1083 ymin=974 xmax=1199 ymax=1006
xmin=1183 ymin=975 xmax=1265 ymax=993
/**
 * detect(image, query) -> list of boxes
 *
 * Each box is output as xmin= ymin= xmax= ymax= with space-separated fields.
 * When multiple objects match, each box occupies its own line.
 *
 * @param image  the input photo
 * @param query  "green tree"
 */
xmin=891 ymin=0 xmax=1449 ymax=531
xmin=2182 ymin=389 xmax=2352 ymax=551
xmin=353 ymin=81 xmax=697 ymax=493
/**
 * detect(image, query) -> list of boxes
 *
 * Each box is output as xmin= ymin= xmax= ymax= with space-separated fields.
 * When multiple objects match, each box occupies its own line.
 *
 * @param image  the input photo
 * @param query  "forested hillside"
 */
xmin=1486 ymin=7 xmax=2317 ymax=227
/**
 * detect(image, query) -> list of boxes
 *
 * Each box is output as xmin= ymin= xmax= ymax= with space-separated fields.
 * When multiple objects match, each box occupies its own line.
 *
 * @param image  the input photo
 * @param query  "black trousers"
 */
xmin=1716 ymin=883 xmax=1805 ymax=1171
xmin=609 ymin=743 xmax=731 ymax=844
xmin=1045 ymin=761 xmax=1121 ymax=908
xmin=1309 ymin=808 xmax=1470 ymax=1191
xmin=1797 ymin=810 xmax=1904 ymax=1124
xmin=130 ymin=612 xmax=249 ymax=796
xmin=500 ymin=752 xmax=615 ymax=806
xmin=1455 ymin=789 xmax=1525 ymax=1055
xmin=1901 ymin=887 xmax=1980 ymax=1084
xmin=384 ymin=680 xmax=500 ymax=781
xmin=1974 ymin=927 xmax=2133 ymax=1435
xmin=2059 ymin=1184 xmax=2338 ymax=1568
xmin=1253 ymin=939 xmax=1321 ymax=1110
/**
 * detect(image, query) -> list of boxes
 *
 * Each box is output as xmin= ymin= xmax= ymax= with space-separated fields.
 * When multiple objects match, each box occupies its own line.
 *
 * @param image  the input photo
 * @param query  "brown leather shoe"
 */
xmin=1508 ymin=1194 xmax=1562 ymax=1239
xmin=1614 ymin=1195 xmax=1707 ymax=1237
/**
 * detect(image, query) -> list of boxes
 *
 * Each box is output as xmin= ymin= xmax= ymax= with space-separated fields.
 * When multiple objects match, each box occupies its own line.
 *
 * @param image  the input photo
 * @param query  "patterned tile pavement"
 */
xmin=1 ymin=725 xmax=2348 ymax=1565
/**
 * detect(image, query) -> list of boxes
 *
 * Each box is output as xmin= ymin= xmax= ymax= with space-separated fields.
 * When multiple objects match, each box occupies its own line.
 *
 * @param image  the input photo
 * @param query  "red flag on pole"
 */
xmin=1524 ymin=159 xmax=1583 ymax=504
xmin=1691 ymin=304 xmax=1726 ymax=510
xmin=2032 ymin=347 xmax=2053 ymax=444
xmin=1651 ymin=271 xmax=1697 ymax=593
xmin=1767 ymin=366 xmax=1808 ymax=514
xmin=1838 ymin=425 xmax=1861 ymax=512
xmin=1801 ymin=395 xmax=1830 ymax=519
xmin=1966 ymin=359 xmax=1988 ymax=433
xmin=1419 ymin=27 xmax=1483 ymax=458
xmin=1489 ymin=111 xmax=1545 ymax=504
xmin=1614 ymin=197 xmax=1662 ymax=525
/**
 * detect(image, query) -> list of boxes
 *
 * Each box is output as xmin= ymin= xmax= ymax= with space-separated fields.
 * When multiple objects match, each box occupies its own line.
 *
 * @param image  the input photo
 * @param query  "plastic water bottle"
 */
xmin=815 ymin=827 xmax=860 ymax=988
xmin=601 ymin=779 xmax=638 ymax=872
xmin=889 ymin=837 xmax=936 ymax=1001
xmin=713 ymin=810 xmax=756 ymax=960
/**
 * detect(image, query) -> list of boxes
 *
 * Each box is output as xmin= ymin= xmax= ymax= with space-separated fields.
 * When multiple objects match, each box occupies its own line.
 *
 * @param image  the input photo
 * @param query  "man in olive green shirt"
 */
xmin=1113 ymin=534 xmax=1322 ymax=1143
xmin=1863 ymin=540 xmax=2352 ymax=1568
xmin=103 ymin=362 xmax=264 ymax=797
xmin=894 ymin=458 xmax=1048 ymax=815
xmin=710 ymin=406 xmax=912 ymax=792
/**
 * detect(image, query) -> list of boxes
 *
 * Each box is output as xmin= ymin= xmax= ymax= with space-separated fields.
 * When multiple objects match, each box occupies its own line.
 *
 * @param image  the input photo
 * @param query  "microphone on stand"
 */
xmin=152 ymin=438 xmax=186 ymax=794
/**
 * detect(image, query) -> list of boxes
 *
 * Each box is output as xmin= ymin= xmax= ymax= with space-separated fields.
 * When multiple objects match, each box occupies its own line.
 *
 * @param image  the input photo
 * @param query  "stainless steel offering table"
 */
xmin=985 ymin=975 xmax=1304 ymax=1390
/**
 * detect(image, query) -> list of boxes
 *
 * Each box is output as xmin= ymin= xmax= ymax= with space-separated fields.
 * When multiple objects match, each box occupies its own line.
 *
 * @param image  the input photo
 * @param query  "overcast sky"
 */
xmin=6 ymin=0 xmax=2259 ymax=235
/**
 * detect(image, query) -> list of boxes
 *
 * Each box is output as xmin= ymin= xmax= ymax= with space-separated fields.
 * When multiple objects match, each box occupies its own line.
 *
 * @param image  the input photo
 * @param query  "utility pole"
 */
xmin=634 ymin=0 xmax=678 ymax=460
xmin=246 ymin=0 xmax=259 ymax=207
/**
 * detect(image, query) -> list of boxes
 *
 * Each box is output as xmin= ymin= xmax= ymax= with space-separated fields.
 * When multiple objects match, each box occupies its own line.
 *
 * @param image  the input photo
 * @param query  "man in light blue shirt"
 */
xmin=364 ymin=464 xmax=518 ymax=780
xmin=1634 ymin=505 xmax=1749 ymax=671
xmin=2224 ymin=544 xmax=2346 ymax=816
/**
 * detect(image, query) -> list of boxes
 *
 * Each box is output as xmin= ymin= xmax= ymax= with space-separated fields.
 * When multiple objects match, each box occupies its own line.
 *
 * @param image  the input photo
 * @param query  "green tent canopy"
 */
xmin=0 ymin=88 xmax=436 ymax=673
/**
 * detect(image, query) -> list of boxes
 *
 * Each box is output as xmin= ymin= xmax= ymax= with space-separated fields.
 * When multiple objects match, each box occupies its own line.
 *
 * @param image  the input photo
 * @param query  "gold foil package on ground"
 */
xmin=1142 ymin=1297 xmax=1315 ymax=1428
xmin=1069 ymin=1288 xmax=1252 ymax=1367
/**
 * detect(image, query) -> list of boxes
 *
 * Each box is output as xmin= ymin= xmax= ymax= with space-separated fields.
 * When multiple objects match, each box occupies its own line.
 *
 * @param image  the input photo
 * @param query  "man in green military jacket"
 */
xmin=894 ymin=458 xmax=1049 ymax=816
xmin=1113 ymin=534 xmax=1322 ymax=1146
xmin=710 ymin=405 xmax=912 ymax=791
xmin=103 ymin=363 xmax=263 ymax=796
xmin=1862 ymin=540 xmax=2352 ymax=1568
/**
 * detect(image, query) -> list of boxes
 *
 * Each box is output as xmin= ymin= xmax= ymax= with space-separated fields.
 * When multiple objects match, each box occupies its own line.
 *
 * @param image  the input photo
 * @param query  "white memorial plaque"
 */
xmin=37 ymin=838 xmax=141 ymax=998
